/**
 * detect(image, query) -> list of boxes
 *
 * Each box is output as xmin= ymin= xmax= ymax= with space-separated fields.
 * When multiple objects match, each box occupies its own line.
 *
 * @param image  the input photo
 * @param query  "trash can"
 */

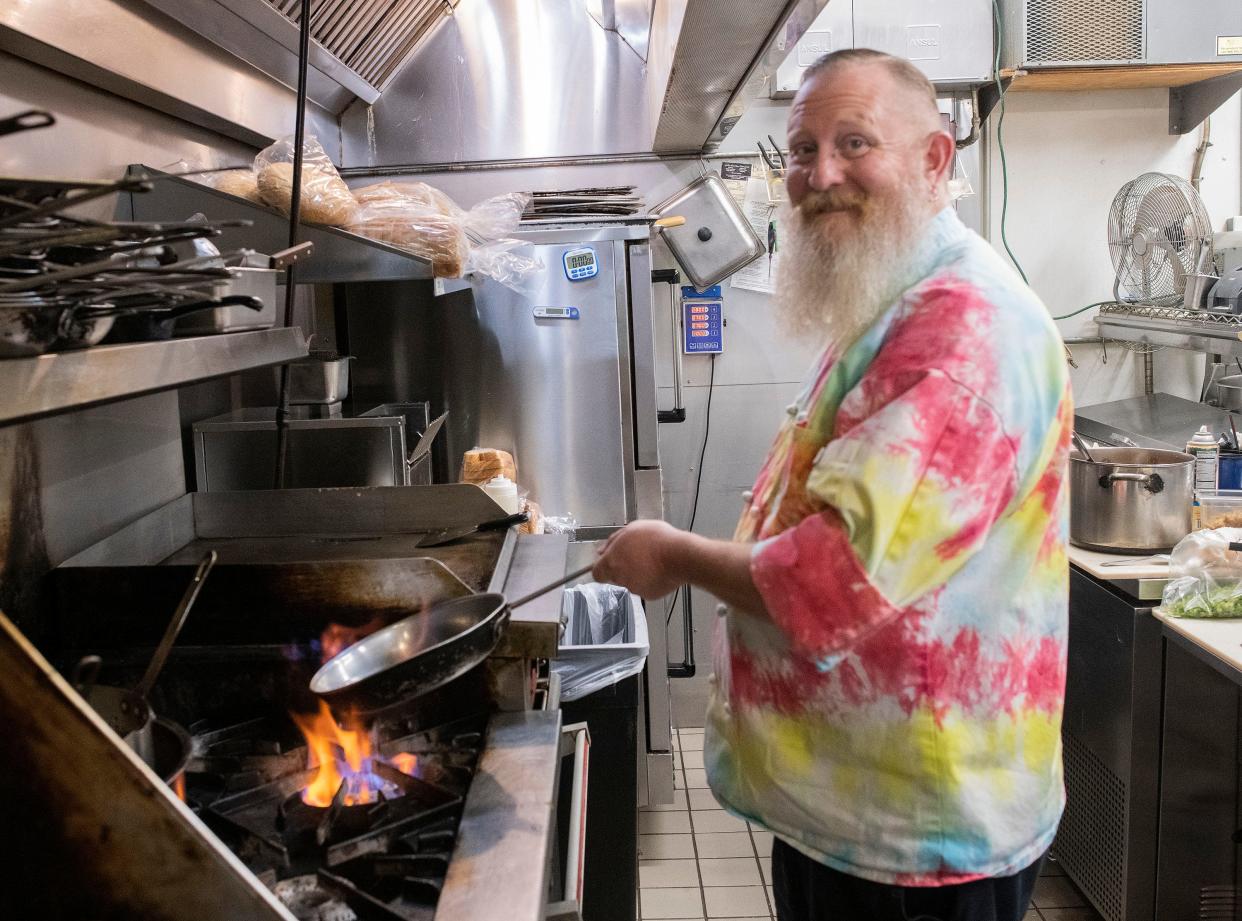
xmin=555 ymin=585 xmax=649 ymax=921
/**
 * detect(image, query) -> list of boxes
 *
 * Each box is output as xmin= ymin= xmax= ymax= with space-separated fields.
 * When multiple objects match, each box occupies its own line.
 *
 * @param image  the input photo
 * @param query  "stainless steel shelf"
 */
xmin=0 ymin=328 xmax=307 ymax=426
xmin=128 ymin=166 xmax=436 ymax=284
xmin=1094 ymin=304 xmax=1242 ymax=359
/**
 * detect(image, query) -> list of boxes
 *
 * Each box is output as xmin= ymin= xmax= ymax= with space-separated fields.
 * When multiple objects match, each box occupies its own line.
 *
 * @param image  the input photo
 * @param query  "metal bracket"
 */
xmin=976 ymin=75 xmax=1017 ymax=126
xmin=1170 ymin=70 xmax=1242 ymax=135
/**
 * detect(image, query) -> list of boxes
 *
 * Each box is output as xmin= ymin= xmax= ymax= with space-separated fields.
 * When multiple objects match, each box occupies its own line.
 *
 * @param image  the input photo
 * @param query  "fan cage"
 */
xmin=1107 ymin=172 xmax=1214 ymax=308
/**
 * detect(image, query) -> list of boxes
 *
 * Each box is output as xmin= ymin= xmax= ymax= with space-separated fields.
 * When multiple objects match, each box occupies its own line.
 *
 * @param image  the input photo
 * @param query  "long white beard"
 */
xmin=774 ymin=189 xmax=930 ymax=352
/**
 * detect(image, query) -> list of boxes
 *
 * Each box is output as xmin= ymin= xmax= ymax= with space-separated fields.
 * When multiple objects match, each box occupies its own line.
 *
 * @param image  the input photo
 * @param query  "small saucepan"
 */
xmin=311 ymin=563 xmax=595 ymax=712
xmin=72 ymin=552 xmax=215 ymax=771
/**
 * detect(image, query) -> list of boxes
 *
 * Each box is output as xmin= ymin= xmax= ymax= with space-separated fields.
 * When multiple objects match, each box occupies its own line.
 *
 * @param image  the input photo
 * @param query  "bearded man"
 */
xmin=593 ymin=48 xmax=1072 ymax=921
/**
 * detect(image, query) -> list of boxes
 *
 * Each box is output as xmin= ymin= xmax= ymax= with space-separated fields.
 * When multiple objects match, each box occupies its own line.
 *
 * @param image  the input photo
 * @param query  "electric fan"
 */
xmin=1108 ymin=172 xmax=1215 ymax=309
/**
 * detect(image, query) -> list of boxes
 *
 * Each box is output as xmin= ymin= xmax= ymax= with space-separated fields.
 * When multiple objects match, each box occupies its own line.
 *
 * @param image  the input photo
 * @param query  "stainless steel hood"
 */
xmin=338 ymin=0 xmax=834 ymax=168
xmin=2 ymin=0 xmax=834 ymax=164
xmin=654 ymin=0 xmax=830 ymax=152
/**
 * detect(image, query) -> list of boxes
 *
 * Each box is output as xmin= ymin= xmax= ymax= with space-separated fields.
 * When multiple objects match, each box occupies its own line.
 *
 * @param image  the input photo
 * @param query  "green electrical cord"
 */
xmin=991 ymin=0 xmax=1029 ymax=285
xmin=1052 ymin=301 xmax=1115 ymax=321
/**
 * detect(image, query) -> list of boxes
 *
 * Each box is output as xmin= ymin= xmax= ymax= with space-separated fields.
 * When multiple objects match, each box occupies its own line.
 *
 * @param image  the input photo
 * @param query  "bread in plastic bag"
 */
xmin=353 ymin=180 xmax=461 ymax=218
xmin=1160 ymin=527 xmax=1242 ymax=618
xmin=346 ymin=181 xmax=539 ymax=286
xmin=209 ymin=169 xmax=262 ymax=203
xmin=347 ymin=183 xmax=469 ymax=277
xmin=254 ymin=135 xmax=357 ymax=226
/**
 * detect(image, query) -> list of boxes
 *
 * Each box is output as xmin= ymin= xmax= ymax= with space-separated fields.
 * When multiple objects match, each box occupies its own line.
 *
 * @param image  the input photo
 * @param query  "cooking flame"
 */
xmin=291 ymin=702 xmax=420 ymax=807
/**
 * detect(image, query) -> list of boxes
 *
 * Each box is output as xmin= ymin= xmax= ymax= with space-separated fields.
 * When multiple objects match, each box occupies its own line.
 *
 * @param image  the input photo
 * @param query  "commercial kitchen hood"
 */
xmin=2 ymin=0 xmax=835 ymax=160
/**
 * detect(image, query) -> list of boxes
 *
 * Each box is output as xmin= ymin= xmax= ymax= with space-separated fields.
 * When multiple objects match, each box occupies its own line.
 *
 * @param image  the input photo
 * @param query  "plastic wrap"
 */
xmin=205 ymin=169 xmax=262 ymax=203
xmin=466 ymin=239 xmax=544 ymax=293
xmin=346 ymin=181 xmax=539 ymax=288
xmin=254 ymin=135 xmax=357 ymax=226
xmin=463 ymin=192 xmax=528 ymax=241
xmin=1160 ymin=527 xmax=1242 ymax=618
xmin=553 ymin=584 xmax=649 ymax=701
xmin=543 ymin=515 xmax=578 ymax=540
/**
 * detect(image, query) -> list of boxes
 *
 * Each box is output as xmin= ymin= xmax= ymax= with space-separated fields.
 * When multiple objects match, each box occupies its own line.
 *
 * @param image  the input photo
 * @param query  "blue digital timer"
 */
xmin=562 ymin=247 xmax=599 ymax=281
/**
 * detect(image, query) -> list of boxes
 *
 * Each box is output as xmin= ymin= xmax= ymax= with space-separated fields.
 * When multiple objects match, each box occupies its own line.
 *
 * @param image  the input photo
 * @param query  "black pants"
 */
xmin=772 ymin=838 xmax=1044 ymax=921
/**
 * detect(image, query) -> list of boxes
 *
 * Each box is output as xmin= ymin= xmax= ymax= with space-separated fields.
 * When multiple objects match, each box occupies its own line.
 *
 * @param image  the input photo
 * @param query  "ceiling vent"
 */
xmin=264 ymin=0 xmax=459 ymax=90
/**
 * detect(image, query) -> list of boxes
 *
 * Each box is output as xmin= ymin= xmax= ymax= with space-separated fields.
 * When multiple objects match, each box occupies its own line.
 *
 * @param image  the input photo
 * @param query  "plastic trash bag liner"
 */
xmin=553 ymin=583 xmax=649 ymax=701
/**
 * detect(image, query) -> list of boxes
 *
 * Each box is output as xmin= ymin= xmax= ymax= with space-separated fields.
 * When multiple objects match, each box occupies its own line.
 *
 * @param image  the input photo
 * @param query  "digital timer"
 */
xmin=562 ymin=247 xmax=599 ymax=281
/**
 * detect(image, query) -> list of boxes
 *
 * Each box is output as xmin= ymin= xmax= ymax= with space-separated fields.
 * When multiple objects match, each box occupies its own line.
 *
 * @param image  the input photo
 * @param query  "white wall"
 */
xmin=985 ymin=88 xmax=1242 ymax=408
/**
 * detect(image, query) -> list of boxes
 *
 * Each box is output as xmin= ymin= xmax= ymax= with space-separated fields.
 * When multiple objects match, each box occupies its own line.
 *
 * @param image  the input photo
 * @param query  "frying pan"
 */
xmin=72 ymin=552 xmax=216 ymax=745
xmin=310 ymin=563 xmax=595 ymax=712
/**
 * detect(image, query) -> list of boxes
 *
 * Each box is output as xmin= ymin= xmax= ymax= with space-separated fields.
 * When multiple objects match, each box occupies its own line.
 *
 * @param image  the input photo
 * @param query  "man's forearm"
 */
xmin=665 ymin=532 xmax=768 ymax=616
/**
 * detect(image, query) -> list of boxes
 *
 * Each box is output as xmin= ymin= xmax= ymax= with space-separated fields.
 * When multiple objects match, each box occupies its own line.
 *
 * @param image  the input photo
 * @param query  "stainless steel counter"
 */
xmin=438 ymin=710 xmax=564 ymax=921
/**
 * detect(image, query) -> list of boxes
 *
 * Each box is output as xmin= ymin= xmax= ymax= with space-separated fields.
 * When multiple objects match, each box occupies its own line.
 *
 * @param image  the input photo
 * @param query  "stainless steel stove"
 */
xmin=0 ymin=485 xmax=581 ymax=921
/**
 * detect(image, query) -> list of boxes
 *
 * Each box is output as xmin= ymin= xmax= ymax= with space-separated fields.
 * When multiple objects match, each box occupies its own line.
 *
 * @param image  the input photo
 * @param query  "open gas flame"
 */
xmin=291 ymin=702 xmax=418 ymax=808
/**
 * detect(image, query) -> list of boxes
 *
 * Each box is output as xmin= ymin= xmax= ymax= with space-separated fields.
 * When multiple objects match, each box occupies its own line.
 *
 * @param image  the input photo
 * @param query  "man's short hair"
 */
xmin=801 ymin=48 xmax=939 ymax=114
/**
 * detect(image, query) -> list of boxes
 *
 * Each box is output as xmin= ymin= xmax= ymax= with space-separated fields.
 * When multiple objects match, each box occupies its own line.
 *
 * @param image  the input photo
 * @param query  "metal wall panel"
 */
xmin=1147 ymin=0 xmax=1242 ymax=65
xmin=852 ymin=0 xmax=994 ymax=85
xmin=771 ymin=0 xmax=854 ymax=97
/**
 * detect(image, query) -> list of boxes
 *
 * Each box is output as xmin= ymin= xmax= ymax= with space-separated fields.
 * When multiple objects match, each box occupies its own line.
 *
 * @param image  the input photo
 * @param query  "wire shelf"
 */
xmin=1097 ymin=302 xmax=1242 ymax=328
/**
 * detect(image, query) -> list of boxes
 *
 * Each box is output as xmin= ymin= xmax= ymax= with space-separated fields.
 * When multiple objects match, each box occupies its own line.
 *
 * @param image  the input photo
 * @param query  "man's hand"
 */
xmin=592 ymin=520 xmax=687 ymax=599
xmin=592 ymin=521 xmax=768 ymax=616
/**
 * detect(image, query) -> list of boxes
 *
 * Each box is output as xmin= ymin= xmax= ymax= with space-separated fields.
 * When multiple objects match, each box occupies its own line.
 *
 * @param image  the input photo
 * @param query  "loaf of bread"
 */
xmin=257 ymin=161 xmax=357 ymax=226
xmin=347 ymin=211 xmax=467 ymax=277
xmin=519 ymin=499 xmax=544 ymax=535
xmin=461 ymin=448 xmax=517 ymax=486
xmin=211 ymin=170 xmax=261 ymax=202
xmin=347 ymin=181 xmax=468 ymax=277
xmin=352 ymin=180 xmax=461 ymax=218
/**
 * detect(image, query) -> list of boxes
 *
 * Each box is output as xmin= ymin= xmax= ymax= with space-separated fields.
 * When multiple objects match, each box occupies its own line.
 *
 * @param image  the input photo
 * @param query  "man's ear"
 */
xmin=925 ymin=131 xmax=956 ymax=186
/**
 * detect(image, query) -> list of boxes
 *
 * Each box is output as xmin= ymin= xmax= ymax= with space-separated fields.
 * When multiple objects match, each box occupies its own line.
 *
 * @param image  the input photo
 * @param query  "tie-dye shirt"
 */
xmin=705 ymin=207 xmax=1071 ymax=886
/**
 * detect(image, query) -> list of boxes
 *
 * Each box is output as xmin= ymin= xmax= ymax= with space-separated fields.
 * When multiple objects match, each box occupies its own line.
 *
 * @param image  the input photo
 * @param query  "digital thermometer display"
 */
xmin=533 ymin=306 xmax=580 ymax=319
xmin=562 ymin=247 xmax=599 ymax=281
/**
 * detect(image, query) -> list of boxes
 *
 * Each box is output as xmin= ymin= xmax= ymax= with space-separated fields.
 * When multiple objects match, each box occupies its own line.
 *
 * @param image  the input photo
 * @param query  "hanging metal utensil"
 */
xmin=0 ymin=110 xmax=54 ymax=139
xmin=310 ymin=563 xmax=595 ymax=711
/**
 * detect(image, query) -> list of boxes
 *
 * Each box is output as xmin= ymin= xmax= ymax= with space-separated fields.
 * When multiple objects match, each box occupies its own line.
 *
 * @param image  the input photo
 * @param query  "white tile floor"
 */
xmin=638 ymin=727 xmax=1103 ymax=921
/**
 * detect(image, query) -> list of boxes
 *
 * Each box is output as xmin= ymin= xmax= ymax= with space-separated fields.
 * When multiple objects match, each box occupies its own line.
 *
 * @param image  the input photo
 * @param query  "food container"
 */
xmin=287 ymin=354 xmax=352 ymax=404
xmin=1195 ymin=489 xmax=1242 ymax=529
xmin=1070 ymin=447 xmax=1194 ymax=553
xmin=175 ymin=266 xmax=278 ymax=335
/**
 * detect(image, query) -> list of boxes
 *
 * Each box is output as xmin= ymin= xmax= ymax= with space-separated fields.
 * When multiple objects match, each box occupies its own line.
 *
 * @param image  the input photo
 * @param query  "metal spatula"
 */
xmin=414 ymin=511 xmax=529 ymax=548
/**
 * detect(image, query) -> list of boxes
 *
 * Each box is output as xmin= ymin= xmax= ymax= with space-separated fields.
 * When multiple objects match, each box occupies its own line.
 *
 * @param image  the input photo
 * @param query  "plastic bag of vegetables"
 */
xmin=1161 ymin=527 xmax=1242 ymax=618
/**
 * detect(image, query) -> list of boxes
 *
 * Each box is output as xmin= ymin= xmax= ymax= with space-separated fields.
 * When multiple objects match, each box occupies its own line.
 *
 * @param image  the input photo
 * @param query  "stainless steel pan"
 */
xmin=73 ymin=552 xmax=215 ymax=745
xmin=311 ymin=563 xmax=594 ymax=711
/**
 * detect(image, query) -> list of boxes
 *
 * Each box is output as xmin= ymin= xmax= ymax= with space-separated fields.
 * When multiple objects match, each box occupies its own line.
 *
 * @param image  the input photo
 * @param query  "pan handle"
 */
xmin=509 ymin=563 xmax=595 ymax=610
xmin=1100 ymin=472 xmax=1163 ymax=493
xmin=72 ymin=655 xmax=102 ymax=695
xmin=134 ymin=551 xmax=217 ymax=700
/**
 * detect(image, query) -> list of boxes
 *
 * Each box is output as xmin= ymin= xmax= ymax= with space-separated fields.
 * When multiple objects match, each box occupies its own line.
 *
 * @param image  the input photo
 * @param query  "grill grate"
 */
xmin=1056 ymin=730 xmax=1126 ymax=921
xmin=265 ymin=0 xmax=458 ymax=90
xmin=1024 ymin=0 xmax=1144 ymax=64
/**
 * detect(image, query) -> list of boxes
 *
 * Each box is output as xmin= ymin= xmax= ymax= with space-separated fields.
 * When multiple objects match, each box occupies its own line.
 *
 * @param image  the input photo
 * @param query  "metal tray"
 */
xmin=649 ymin=174 xmax=764 ymax=289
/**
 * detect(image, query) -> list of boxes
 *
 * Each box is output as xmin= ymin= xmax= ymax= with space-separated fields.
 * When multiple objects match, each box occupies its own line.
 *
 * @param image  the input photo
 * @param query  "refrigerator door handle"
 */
xmin=652 ymin=268 xmax=686 ymax=424
xmin=629 ymin=244 xmax=661 ymax=468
